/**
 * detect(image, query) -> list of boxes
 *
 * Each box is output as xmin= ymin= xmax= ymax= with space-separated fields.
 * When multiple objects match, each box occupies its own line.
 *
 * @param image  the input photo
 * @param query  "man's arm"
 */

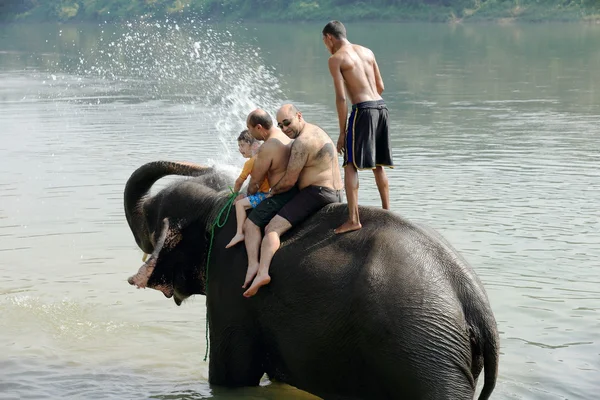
xmin=270 ymin=140 xmax=308 ymax=195
xmin=328 ymin=56 xmax=348 ymax=154
xmin=247 ymin=147 xmax=271 ymax=195
xmin=373 ymin=56 xmax=384 ymax=95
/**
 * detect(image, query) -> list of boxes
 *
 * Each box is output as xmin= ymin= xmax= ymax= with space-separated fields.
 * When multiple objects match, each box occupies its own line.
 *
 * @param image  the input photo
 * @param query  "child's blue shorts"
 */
xmin=248 ymin=191 xmax=269 ymax=208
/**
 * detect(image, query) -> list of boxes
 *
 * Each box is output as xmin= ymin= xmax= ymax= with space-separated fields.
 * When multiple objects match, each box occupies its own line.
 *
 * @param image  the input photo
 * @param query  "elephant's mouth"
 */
xmin=127 ymin=257 xmax=175 ymax=300
xmin=153 ymin=283 xmax=174 ymax=299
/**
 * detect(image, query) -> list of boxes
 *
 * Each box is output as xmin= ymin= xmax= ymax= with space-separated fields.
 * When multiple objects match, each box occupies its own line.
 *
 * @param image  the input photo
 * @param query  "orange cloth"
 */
xmin=239 ymin=156 xmax=270 ymax=193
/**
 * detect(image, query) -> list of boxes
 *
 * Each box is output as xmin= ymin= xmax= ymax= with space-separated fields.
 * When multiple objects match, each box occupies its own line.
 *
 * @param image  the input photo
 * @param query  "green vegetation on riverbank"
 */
xmin=1 ymin=0 xmax=599 ymax=23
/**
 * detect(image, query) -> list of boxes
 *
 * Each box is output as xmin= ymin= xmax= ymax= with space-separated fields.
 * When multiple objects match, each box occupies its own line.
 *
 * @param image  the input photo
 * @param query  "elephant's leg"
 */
xmin=208 ymin=328 xmax=264 ymax=387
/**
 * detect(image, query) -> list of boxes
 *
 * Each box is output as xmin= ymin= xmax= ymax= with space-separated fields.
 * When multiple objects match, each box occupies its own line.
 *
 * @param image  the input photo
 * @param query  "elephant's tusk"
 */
xmin=142 ymin=252 xmax=148 ymax=262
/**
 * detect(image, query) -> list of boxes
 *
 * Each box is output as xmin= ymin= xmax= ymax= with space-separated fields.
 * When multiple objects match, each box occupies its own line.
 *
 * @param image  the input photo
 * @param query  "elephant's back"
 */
xmin=273 ymin=203 xmax=469 ymax=314
xmin=278 ymin=203 xmax=457 ymax=282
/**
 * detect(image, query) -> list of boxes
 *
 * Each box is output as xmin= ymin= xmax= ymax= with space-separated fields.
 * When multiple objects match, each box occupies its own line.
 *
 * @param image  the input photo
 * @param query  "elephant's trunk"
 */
xmin=123 ymin=161 xmax=212 ymax=254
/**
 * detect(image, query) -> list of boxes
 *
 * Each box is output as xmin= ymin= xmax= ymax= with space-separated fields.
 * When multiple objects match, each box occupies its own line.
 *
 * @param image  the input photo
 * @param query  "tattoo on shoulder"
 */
xmin=316 ymin=143 xmax=335 ymax=160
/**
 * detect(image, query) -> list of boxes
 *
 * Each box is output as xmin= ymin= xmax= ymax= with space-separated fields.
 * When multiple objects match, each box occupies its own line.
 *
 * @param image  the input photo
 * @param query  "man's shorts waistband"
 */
xmin=305 ymin=185 xmax=343 ymax=202
xmin=307 ymin=185 xmax=342 ymax=194
xmin=352 ymin=99 xmax=386 ymax=110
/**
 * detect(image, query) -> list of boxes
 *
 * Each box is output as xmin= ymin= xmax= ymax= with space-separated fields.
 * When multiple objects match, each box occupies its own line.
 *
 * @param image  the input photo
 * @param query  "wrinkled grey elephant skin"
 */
xmin=124 ymin=161 xmax=500 ymax=400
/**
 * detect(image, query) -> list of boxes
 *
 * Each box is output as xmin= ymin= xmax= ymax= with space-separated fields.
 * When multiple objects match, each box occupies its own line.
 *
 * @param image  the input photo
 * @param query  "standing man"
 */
xmin=241 ymin=109 xmax=296 ymax=290
xmin=322 ymin=20 xmax=394 ymax=234
xmin=242 ymin=104 xmax=343 ymax=297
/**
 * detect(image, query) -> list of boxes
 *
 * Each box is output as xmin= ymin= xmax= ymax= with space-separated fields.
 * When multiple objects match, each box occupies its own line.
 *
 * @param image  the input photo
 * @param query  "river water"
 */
xmin=0 ymin=21 xmax=598 ymax=399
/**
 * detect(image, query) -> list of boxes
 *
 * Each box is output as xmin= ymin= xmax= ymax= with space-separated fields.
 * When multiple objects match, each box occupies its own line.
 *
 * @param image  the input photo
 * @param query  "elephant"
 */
xmin=125 ymin=161 xmax=499 ymax=400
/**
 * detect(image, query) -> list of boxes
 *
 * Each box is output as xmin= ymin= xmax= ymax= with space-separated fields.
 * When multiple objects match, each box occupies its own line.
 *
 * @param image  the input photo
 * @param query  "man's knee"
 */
xmin=265 ymin=216 xmax=291 ymax=236
xmin=264 ymin=222 xmax=281 ymax=236
xmin=264 ymin=226 xmax=277 ymax=238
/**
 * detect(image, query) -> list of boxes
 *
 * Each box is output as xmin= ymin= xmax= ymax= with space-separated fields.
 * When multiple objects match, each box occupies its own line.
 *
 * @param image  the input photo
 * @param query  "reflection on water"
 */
xmin=1 ymin=21 xmax=599 ymax=399
xmin=0 ymin=358 xmax=314 ymax=400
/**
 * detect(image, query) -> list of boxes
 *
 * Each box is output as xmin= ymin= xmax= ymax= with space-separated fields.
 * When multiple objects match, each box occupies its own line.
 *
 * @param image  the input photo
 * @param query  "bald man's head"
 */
xmin=277 ymin=104 xmax=299 ymax=119
xmin=247 ymin=109 xmax=273 ymax=130
xmin=276 ymin=104 xmax=304 ymax=138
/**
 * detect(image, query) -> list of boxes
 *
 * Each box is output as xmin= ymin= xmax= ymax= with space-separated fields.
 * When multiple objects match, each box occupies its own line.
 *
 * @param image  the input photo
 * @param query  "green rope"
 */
xmin=204 ymin=188 xmax=238 ymax=362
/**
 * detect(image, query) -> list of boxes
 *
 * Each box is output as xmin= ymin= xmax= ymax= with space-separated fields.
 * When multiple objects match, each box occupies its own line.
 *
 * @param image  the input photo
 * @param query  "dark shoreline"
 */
xmin=1 ymin=2 xmax=599 ymax=25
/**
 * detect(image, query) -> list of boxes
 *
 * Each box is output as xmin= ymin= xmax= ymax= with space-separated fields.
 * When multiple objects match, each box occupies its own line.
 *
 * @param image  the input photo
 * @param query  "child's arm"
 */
xmin=234 ymin=158 xmax=253 ymax=193
xmin=233 ymin=177 xmax=245 ymax=193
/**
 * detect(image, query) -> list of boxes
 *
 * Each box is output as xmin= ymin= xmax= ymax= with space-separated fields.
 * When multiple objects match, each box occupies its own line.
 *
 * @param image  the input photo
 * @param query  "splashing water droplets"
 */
xmin=68 ymin=19 xmax=283 ymax=164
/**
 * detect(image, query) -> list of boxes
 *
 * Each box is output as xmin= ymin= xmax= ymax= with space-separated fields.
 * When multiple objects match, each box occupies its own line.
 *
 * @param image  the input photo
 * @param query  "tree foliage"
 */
xmin=0 ymin=0 xmax=599 ymax=22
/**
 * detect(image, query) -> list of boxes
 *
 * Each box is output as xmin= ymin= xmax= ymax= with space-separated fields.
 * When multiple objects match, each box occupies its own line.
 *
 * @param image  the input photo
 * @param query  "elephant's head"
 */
xmin=124 ymin=161 xmax=233 ymax=304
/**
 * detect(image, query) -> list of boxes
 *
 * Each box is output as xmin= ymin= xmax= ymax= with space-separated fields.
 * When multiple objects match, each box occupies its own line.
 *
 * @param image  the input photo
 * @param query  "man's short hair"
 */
xmin=322 ymin=20 xmax=346 ymax=40
xmin=248 ymin=110 xmax=273 ymax=130
xmin=237 ymin=129 xmax=257 ymax=144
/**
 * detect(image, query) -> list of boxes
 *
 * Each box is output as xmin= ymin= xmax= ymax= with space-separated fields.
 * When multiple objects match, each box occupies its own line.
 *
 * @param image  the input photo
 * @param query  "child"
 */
xmin=226 ymin=129 xmax=270 ymax=249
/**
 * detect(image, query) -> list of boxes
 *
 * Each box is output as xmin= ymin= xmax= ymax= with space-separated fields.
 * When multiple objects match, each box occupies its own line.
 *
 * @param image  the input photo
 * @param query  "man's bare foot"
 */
xmin=225 ymin=233 xmax=245 ymax=249
xmin=243 ymin=273 xmax=271 ymax=297
xmin=242 ymin=264 xmax=259 ymax=289
xmin=334 ymin=220 xmax=362 ymax=234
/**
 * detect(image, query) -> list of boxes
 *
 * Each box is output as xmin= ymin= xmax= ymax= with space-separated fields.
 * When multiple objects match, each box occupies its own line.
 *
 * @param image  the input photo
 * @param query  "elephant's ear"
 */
xmin=162 ymin=220 xmax=183 ymax=250
xmin=128 ymin=218 xmax=180 ymax=291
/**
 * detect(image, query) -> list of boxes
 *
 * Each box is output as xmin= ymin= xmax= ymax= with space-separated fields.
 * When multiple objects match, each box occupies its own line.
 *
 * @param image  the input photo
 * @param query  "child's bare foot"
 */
xmin=243 ymin=273 xmax=271 ymax=297
xmin=225 ymin=233 xmax=245 ymax=248
xmin=242 ymin=263 xmax=259 ymax=289
xmin=334 ymin=220 xmax=362 ymax=234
